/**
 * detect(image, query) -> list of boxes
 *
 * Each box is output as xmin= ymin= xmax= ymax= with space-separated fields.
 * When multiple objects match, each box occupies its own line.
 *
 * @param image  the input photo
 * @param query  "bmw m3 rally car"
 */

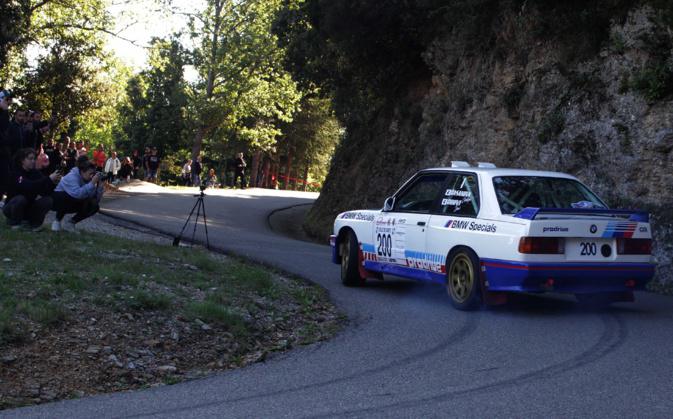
xmin=330 ymin=162 xmax=655 ymax=310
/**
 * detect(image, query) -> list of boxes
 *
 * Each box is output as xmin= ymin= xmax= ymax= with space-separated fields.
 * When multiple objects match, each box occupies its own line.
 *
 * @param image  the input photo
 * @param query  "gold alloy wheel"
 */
xmin=340 ymin=240 xmax=349 ymax=276
xmin=448 ymin=253 xmax=474 ymax=303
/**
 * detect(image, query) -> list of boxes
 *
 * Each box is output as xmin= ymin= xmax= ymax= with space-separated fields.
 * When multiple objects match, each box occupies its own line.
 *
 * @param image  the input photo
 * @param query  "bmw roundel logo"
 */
xmin=590 ymin=224 xmax=598 ymax=234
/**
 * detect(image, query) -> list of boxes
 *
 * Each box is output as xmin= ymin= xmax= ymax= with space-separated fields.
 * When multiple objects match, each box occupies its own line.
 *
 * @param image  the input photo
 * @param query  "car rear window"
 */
xmin=493 ymin=176 xmax=606 ymax=214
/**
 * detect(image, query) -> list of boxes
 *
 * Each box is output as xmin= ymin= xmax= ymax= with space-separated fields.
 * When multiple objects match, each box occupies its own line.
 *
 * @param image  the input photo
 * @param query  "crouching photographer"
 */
xmin=2 ymin=148 xmax=61 ymax=231
xmin=51 ymin=156 xmax=104 ymax=232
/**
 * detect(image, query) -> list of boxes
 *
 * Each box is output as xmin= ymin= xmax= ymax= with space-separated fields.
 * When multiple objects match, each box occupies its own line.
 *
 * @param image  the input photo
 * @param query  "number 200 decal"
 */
xmin=377 ymin=233 xmax=392 ymax=257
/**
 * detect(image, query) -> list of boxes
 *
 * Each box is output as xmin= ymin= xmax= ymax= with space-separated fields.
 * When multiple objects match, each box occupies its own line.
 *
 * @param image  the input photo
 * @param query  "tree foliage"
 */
xmin=118 ymin=37 xmax=191 ymax=153
xmin=2 ymin=0 xmax=118 ymax=141
xmin=188 ymin=0 xmax=301 ymax=159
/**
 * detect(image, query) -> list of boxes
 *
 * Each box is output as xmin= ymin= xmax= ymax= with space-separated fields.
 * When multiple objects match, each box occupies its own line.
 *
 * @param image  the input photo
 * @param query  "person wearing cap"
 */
xmin=2 ymin=148 xmax=61 ymax=231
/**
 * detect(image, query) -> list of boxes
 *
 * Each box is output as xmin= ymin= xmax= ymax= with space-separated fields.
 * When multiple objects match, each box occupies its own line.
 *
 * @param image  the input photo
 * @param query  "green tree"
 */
xmin=188 ymin=0 xmax=301 ymax=160
xmin=4 ymin=0 xmax=115 ymax=139
xmin=280 ymin=95 xmax=341 ymax=189
xmin=117 ymin=37 xmax=190 ymax=153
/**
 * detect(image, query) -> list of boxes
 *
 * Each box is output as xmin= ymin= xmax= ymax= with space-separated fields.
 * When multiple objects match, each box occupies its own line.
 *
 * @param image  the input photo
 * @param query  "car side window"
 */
xmin=439 ymin=173 xmax=480 ymax=217
xmin=393 ymin=174 xmax=447 ymax=213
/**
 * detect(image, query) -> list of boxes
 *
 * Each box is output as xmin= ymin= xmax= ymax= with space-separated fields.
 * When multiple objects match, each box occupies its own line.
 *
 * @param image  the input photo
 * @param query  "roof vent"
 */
xmin=451 ymin=161 xmax=471 ymax=168
xmin=477 ymin=162 xmax=496 ymax=168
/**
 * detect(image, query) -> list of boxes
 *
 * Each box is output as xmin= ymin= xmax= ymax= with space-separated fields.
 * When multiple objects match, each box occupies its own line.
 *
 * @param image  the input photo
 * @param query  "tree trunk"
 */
xmin=284 ymin=150 xmax=292 ymax=190
xmin=192 ymin=0 xmax=223 ymax=161
xmin=261 ymin=158 xmax=270 ymax=188
xmin=250 ymin=150 xmax=261 ymax=187
xmin=302 ymin=164 xmax=309 ymax=191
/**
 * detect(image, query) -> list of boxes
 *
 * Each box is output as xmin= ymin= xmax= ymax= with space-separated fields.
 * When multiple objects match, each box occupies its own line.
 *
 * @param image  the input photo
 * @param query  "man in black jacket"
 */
xmin=3 ymin=148 xmax=61 ymax=231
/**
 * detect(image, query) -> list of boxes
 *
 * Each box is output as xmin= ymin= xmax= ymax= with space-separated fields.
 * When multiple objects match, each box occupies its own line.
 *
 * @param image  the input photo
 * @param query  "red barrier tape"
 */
xmin=278 ymin=175 xmax=321 ymax=188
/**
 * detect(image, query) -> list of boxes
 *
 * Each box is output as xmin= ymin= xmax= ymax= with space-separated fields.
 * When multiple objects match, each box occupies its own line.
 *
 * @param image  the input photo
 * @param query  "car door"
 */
xmin=426 ymin=172 xmax=481 ymax=268
xmin=377 ymin=173 xmax=447 ymax=271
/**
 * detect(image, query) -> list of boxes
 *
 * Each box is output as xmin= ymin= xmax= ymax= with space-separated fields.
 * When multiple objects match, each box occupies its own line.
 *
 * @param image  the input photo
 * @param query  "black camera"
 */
xmin=200 ymin=184 xmax=207 ymax=191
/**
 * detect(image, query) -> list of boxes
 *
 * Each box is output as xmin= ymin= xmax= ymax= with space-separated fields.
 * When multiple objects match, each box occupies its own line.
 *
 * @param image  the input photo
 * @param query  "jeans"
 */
xmin=52 ymin=191 xmax=99 ymax=223
xmin=2 ymin=195 xmax=53 ymax=227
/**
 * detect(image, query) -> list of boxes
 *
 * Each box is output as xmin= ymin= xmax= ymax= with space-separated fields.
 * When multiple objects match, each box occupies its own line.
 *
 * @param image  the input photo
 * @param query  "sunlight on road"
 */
xmin=117 ymin=180 xmax=320 ymax=200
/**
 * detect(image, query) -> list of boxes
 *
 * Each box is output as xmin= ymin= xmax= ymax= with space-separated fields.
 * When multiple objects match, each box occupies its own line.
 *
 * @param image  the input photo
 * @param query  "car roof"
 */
xmin=419 ymin=167 xmax=578 ymax=180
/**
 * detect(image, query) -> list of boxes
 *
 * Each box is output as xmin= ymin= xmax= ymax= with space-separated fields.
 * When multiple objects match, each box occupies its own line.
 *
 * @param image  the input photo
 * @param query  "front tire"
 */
xmin=446 ymin=248 xmax=482 ymax=310
xmin=340 ymin=230 xmax=365 ymax=287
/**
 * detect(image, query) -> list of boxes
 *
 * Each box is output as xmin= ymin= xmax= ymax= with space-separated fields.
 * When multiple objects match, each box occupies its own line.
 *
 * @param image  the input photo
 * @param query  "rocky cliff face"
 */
xmin=305 ymin=5 xmax=673 ymax=285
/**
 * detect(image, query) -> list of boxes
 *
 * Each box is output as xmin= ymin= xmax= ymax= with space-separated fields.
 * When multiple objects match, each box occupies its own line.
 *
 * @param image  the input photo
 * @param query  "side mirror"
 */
xmin=383 ymin=196 xmax=395 ymax=212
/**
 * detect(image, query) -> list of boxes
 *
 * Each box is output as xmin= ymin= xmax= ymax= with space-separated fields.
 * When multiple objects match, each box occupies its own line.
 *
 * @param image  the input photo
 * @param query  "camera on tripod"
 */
xmin=174 ymin=183 xmax=210 ymax=249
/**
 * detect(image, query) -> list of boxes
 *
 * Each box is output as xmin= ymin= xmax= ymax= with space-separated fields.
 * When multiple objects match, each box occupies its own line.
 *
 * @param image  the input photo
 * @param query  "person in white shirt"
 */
xmin=104 ymin=151 xmax=121 ymax=183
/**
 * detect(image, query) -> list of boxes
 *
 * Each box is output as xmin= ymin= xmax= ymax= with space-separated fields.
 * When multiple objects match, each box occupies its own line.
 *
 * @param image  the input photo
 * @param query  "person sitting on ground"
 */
xmin=2 ymin=148 xmax=61 ymax=231
xmin=51 ymin=156 xmax=104 ymax=232
xmin=104 ymin=151 xmax=121 ymax=183
xmin=205 ymin=168 xmax=219 ymax=188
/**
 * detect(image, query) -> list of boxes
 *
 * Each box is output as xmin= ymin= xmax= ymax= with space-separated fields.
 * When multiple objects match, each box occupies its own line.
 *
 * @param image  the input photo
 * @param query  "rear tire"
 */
xmin=340 ymin=230 xmax=365 ymax=287
xmin=446 ymin=248 xmax=482 ymax=311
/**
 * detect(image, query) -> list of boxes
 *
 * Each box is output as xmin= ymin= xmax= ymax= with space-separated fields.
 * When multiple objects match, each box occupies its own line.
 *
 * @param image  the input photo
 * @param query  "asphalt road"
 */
xmin=5 ymin=187 xmax=673 ymax=418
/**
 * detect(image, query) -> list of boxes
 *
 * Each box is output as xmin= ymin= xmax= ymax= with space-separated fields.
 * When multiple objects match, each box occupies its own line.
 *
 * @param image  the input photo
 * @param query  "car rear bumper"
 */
xmin=481 ymin=258 xmax=656 ymax=293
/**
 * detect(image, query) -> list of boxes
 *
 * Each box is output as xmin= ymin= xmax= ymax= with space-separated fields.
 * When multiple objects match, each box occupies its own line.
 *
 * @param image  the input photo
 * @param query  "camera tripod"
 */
xmin=173 ymin=187 xmax=210 ymax=249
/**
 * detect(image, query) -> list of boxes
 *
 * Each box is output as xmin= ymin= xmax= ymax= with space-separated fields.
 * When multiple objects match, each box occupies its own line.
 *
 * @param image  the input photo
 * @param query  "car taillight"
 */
xmin=617 ymin=238 xmax=652 ymax=255
xmin=518 ymin=237 xmax=565 ymax=254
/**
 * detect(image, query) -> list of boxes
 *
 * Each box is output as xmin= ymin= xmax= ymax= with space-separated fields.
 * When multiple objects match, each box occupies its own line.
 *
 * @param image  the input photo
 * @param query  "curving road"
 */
xmin=6 ymin=187 xmax=673 ymax=418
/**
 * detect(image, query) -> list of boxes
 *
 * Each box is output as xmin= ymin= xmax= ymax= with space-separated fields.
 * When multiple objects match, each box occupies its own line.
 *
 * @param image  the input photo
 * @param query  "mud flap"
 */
xmin=358 ymin=245 xmax=383 ymax=280
xmin=480 ymin=261 xmax=507 ymax=306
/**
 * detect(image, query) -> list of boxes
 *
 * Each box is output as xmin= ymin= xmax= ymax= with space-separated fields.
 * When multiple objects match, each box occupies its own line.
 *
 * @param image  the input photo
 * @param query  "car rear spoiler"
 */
xmin=513 ymin=207 xmax=649 ymax=222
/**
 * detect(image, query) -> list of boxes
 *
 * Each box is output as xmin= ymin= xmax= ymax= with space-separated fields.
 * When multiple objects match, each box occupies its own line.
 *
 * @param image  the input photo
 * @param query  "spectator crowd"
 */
xmin=0 ymin=89 xmax=174 ymax=232
xmin=1 ymin=88 xmax=251 ymax=232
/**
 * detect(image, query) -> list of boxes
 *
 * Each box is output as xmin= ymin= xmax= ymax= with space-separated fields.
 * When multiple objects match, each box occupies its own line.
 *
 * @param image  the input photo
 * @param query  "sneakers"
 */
xmin=62 ymin=219 xmax=77 ymax=233
xmin=51 ymin=220 xmax=61 ymax=232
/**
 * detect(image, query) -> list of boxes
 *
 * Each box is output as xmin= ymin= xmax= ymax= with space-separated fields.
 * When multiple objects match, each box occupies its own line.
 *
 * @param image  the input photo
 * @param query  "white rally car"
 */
xmin=330 ymin=162 xmax=655 ymax=310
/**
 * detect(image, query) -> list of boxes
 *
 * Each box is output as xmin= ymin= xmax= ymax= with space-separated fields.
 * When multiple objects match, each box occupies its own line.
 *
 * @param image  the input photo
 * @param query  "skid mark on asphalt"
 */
xmin=304 ymin=312 xmax=627 ymax=418
xmin=118 ymin=315 xmax=480 ymax=418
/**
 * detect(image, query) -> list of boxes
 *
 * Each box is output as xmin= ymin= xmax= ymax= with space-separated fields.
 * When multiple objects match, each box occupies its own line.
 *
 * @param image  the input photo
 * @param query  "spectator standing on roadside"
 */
xmin=52 ymin=156 xmax=104 ymax=232
xmin=147 ymin=147 xmax=160 ymax=183
xmin=142 ymin=146 xmax=151 ymax=180
xmin=191 ymin=155 xmax=202 ymax=187
xmin=7 ymin=109 xmax=27 ymax=157
xmin=181 ymin=159 xmax=192 ymax=186
xmin=65 ymin=140 xmax=77 ymax=171
xmin=92 ymin=144 xmax=106 ymax=172
xmin=104 ymin=151 xmax=121 ymax=183
xmin=132 ymin=149 xmax=142 ymax=179
xmin=233 ymin=152 xmax=247 ymax=189
xmin=2 ymin=148 xmax=61 ymax=231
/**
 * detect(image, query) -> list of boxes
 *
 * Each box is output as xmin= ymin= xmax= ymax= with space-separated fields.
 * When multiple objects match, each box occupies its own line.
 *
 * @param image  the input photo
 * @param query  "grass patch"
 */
xmin=0 ymin=221 xmax=337 ymax=348
xmin=185 ymin=301 xmax=249 ymax=335
xmin=128 ymin=291 xmax=172 ymax=311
